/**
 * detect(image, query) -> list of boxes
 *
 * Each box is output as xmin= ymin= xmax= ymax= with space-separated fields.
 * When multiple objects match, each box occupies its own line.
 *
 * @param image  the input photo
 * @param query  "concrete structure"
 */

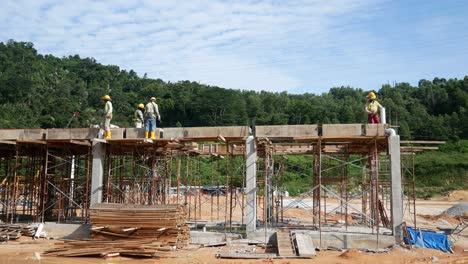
xmin=245 ymin=136 xmax=257 ymax=233
xmin=90 ymin=141 xmax=105 ymax=206
xmin=389 ymin=135 xmax=403 ymax=243
xmin=0 ymin=124 xmax=415 ymax=247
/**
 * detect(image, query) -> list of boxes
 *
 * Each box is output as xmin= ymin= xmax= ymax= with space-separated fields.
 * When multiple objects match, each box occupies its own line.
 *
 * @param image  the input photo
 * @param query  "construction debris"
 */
xmin=0 ymin=224 xmax=40 ymax=242
xmin=43 ymin=238 xmax=175 ymax=258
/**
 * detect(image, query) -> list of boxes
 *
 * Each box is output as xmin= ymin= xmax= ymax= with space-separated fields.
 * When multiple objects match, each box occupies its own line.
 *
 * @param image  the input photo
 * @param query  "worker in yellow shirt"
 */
xmin=101 ymin=95 xmax=113 ymax=138
xmin=365 ymin=92 xmax=383 ymax=124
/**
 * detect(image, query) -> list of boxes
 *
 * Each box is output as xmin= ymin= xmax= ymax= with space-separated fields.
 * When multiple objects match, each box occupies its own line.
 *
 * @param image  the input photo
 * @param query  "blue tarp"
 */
xmin=404 ymin=227 xmax=452 ymax=253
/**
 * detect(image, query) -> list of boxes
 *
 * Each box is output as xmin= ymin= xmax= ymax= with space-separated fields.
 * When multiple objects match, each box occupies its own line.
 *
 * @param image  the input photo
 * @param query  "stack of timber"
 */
xmin=44 ymin=203 xmax=190 ymax=258
xmin=44 ymin=238 xmax=175 ymax=258
xmin=90 ymin=203 xmax=190 ymax=247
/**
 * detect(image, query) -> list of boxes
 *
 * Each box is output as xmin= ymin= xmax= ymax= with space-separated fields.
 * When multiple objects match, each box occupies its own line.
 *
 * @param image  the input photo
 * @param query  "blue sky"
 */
xmin=1 ymin=0 xmax=467 ymax=94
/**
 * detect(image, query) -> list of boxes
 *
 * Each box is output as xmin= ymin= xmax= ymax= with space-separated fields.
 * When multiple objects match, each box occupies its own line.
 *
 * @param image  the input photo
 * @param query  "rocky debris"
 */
xmin=444 ymin=203 xmax=468 ymax=217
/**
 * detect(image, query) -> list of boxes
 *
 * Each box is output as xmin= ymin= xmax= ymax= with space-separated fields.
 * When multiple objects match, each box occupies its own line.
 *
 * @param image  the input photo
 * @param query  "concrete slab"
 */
xmin=256 ymin=125 xmax=318 ymax=138
xmin=297 ymin=230 xmax=394 ymax=249
xmin=322 ymin=124 xmax=363 ymax=137
xmin=295 ymin=233 xmax=316 ymax=256
xmin=43 ymin=222 xmax=91 ymax=239
xmin=46 ymin=128 xmax=99 ymax=139
xmin=190 ymin=231 xmax=241 ymax=246
xmin=366 ymin=124 xmax=387 ymax=136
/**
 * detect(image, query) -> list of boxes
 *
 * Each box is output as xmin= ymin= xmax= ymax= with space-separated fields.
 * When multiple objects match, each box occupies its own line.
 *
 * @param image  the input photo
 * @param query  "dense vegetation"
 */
xmin=1 ymin=40 xmax=467 ymax=197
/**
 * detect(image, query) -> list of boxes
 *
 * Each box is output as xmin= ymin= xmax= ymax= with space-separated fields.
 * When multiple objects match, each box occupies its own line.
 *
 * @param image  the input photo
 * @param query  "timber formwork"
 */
xmin=0 ymin=125 xmax=426 ymax=242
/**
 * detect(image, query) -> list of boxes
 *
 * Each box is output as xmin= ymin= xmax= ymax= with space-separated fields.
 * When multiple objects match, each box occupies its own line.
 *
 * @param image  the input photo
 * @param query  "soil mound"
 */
xmin=339 ymin=248 xmax=362 ymax=259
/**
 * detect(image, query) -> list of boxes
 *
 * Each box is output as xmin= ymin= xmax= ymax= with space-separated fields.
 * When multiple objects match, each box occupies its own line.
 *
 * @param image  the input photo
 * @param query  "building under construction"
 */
xmin=0 ymin=124 xmax=429 ymax=248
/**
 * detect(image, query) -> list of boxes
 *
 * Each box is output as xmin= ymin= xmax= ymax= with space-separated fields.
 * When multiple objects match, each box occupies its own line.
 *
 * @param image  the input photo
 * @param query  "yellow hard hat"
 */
xmin=150 ymin=97 xmax=156 ymax=101
xmin=102 ymin=95 xmax=111 ymax=101
xmin=367 ymin=92 xmax=376 ymax=100
xmin=138 ymin=103 xmax=144 ymax=109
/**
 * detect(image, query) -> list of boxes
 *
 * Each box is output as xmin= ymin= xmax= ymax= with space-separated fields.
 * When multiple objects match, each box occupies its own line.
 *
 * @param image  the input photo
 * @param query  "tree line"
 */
xmin=1 ymin=40 xmax=467 ymax=141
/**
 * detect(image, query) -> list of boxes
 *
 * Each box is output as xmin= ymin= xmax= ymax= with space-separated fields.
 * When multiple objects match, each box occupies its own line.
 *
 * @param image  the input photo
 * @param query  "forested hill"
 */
xmin=1 ymin=40 xmax=467 ymax=141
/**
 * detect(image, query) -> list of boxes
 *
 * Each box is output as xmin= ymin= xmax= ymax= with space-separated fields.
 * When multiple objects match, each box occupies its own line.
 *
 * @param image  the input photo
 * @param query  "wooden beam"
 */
xmin=0 ymin=140 xmax=16 ymax=145
xmin=401 ymin=141 xmax=446 ymax=145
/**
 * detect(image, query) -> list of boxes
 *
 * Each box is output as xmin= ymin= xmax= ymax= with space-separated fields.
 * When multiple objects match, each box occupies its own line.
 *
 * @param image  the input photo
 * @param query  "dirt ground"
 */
xmin=0 ymin=191 xmax=467 ymax=264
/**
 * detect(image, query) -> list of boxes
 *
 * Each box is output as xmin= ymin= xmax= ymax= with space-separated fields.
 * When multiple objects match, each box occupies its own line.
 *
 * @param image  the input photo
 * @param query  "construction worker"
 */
xmin=133 ymin=103 xmax=145 ymax=128
xmin=144 ymin=97 xmax=161 ymax=139
xmin=102 ymin=95 xmax=113 ymax=138
xmin=365 ymin=92 xmax=383 ymax=124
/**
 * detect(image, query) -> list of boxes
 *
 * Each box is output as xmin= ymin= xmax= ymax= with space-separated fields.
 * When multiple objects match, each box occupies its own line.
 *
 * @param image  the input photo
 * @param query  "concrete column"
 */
xmin=245 ymin=136 xmax=257 ymax=233
xmin=90 ymin=141 xmax=106 ymax=206
xmin=389 ymin=135 xmax=403 ymax=243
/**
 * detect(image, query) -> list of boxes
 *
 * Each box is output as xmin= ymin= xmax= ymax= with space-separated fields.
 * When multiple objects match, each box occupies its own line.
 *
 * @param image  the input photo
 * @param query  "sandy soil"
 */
xmin=0 ymin=191 xmax=467 ymax=264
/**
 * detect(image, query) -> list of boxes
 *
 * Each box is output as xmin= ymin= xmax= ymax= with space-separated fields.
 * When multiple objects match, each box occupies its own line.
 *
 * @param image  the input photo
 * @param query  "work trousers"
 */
xmin=368 ymin=113 xmax=380 ymax=124
xmin=145 ymin=117 xmax=157 ymax=132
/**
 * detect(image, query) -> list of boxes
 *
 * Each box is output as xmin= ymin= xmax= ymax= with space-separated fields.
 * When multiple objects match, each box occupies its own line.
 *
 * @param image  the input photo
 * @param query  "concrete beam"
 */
xmin=255 ymin=125 xmax=318 ymax=138
xmin=46 ymin=128 xmax=99 ymax=139
xmin=245 ymin=136 xmax=257 ymax=233
xmin=163 ymin=126 xmax=250 ymax=139
xmin=90 ymin=141 xmax=106 ymax=206
xmin=126 ymin=128 xmax=162 ymax=139
xmin=389 ymin=135 xmax=403 ymax=244
xmin=322 ymin=124 xmax=362 ymax=136
xmin=365 ymin=124 xmax=387 ymax=136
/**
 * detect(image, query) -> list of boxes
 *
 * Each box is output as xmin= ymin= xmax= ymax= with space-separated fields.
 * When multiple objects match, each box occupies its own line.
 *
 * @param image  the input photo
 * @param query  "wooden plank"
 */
xmin=276 ymin=231 xmax=296 ymax=257
xmin=401 ymin=141 xmax=446 ymax=144
xmin=0 ymin=140 xmax=16 ymax=145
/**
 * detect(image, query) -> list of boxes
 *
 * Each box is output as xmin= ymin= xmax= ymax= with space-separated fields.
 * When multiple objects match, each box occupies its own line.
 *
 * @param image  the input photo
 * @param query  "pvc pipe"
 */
xmin=381 ymin=107 xmax=386 ymax=124
xmin=385 ymin=128 xmax=396 ymax=137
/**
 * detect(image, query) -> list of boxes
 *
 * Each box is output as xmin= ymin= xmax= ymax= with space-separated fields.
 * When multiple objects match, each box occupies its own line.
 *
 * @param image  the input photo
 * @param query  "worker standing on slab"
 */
xmin=365 ymin=92 xmax=383 ymax=124
xmin=102 ymin=95 xmax=113 ymax=138
xmin=144 ymin=97 xmax=161 ymax=139
xmin=134 ymin=103 xmax=145 ymax=128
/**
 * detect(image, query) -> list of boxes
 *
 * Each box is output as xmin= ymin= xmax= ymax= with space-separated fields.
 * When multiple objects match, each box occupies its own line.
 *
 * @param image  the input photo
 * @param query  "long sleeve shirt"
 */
xmin=145 ymin=102 xmax=160 ymax=119
xmin=134 ymin=109 xmax=144 ymax=122
xmin=365 ymin=100 xmax=382 ymax=114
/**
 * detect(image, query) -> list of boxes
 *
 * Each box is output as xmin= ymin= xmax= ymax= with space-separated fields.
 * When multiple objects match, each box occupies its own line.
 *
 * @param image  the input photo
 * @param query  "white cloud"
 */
xmin=4 ymin=0 xmax=443 ymax=93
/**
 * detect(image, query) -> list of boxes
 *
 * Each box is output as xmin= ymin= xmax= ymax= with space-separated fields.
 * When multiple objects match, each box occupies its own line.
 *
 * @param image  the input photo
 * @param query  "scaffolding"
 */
xmin=0 ymin=125 xmax=431 ymax=239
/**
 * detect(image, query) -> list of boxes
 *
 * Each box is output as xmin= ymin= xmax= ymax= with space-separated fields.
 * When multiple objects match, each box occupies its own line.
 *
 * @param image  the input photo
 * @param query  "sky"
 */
xmin=1 ymin=0 xmax=467 ymax=94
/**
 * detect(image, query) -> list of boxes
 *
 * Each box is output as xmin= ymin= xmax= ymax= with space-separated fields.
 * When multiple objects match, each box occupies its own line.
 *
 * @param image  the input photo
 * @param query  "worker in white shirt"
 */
xmin=144 ymin=97 xmax=161 ymax=139
xmin=101 ymin=95 xmax=113 ymax=139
